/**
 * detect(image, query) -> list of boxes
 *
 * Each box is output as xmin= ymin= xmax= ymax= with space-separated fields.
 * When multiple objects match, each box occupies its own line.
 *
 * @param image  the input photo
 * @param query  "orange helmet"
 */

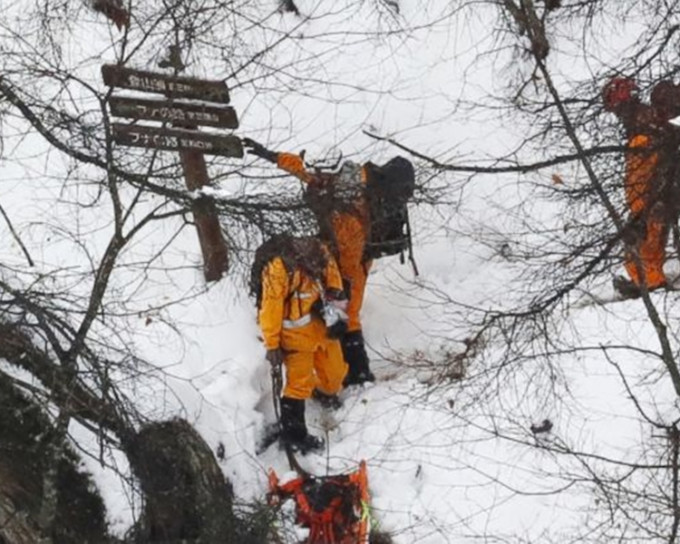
xmin=602 ymin=77 xmax=638 ymax=111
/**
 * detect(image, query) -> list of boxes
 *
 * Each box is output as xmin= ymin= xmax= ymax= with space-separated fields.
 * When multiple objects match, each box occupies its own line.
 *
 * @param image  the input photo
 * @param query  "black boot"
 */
xmin=341 ymin=330 xmax=375 ymax=386
xmin=279 ymin=397 xmax=324 ymax=454
xmin=613 ymin=275 xmax=641 ymax=299
xmin=613 ymin=275 xmax=668 ymax=299
xmin=312 ymin=389 xmax=343 ymax=410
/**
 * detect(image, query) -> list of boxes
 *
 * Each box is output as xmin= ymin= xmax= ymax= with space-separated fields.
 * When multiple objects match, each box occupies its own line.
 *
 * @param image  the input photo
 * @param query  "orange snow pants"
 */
xmin=624 ymin=134 xmax=668 ymax=289
xmin=283 ymin=339 xmax=348 ymax=400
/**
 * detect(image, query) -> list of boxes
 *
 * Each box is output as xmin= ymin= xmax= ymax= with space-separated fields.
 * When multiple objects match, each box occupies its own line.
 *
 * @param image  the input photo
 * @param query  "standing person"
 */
xmin=243 ymin=140 xmax=392 ymax=385
xmin=602 ymin=77 xmax=680 ymax=298
xmin=251 ymin=234 xmax=349 ymax=453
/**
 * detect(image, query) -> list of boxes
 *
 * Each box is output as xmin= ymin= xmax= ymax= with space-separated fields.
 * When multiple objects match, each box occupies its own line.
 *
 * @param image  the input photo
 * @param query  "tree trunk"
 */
xmin=125 ymin=419 xmax=236 ymax=543
xmin=0 ymin=322 xmax=238 ymax=543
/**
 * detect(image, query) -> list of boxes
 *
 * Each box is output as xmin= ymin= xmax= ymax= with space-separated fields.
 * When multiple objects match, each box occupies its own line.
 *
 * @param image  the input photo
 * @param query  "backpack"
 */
xmin=362 ymin=156 xmax=416 ymax=261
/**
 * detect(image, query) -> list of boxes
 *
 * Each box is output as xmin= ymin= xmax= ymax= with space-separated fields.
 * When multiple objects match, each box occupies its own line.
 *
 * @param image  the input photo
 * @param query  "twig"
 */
xmin=0 ymin=202 xmax=34 ymax=266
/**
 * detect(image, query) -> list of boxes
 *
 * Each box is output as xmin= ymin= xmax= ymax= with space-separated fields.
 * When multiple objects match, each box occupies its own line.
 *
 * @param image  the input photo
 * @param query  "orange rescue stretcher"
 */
xmin=268 ymin=460 xmax=371 ymax=544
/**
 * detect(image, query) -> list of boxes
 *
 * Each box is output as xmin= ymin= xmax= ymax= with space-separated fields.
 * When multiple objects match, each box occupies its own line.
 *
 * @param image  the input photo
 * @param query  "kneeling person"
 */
xmin=252 ymin=235 xmax=349 ymax=453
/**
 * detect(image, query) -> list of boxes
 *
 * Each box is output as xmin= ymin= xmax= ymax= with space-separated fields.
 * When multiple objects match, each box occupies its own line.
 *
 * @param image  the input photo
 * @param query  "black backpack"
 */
xmin=362 ymin=156 xmax=415 ymax=261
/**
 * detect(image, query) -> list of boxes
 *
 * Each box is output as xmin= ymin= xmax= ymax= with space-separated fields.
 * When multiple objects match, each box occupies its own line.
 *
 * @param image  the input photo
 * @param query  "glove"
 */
xmin=327 ymin=319 xmax=348 ymax=340
xmin=325 ymin=288 xmax=349 ymax=313
xmin=321 ymin=301 xmax=348 ymax=339
xmin=266 ymin=348 xmax=284 ymax=368
xmin=242 ymin=138 xmax=279 ymax=163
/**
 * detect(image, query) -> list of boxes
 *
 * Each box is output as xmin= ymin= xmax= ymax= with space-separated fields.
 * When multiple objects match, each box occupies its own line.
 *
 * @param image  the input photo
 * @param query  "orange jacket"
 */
xmin=276 ymin=153 xmax=372 ymax=331
xmin=614 ymin=97 xmax=676 ymax=214
xmin=623 ymin=133 xmax=667 ymax=288
xmin=625 ymin=134 xmax=659 ymax=216
xmin=276 ymin=153 xmax=371 ymax=261
xmin=258 ymin=250 xmax=344 ymax=352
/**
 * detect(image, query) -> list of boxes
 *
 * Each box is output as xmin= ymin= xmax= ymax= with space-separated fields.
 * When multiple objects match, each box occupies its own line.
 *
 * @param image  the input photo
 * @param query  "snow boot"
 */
xmin=613 ymin=275 xmax=667 ymax=299
xmin=312 ymin=389 xmax=343 ymax=410
xmin=279 ymin=397 xmax=324 ymax=454
xmin=612 ymin=275 xmax=641 ymax=299
xmin=341 ymin=330 xmax=375 ymax=386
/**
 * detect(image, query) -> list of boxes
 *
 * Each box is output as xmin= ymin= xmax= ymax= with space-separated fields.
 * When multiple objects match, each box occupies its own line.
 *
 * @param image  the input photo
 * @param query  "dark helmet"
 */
xmin=602 ymin=77 xmax=638 ymax=111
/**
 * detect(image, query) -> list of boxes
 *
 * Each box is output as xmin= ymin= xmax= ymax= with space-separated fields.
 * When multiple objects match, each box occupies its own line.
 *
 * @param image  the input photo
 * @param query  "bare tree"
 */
xmin=372 ymin=1 xmax=680 ymax=542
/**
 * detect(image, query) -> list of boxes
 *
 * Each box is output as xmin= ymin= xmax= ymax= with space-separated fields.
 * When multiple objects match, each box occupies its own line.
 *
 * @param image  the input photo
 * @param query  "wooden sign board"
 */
xmin=102 ymin=65 xmax=230 ymax=103
xmin=109 ymin=96 xmax=239 ymax=128
xmin=112 ymin=123 xmax=243 ymax=157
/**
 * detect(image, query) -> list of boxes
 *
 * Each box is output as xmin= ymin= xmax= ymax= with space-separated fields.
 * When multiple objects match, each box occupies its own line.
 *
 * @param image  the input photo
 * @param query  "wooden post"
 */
xmin=179 ymin=149 xmax=229 ymax=282
xmin=102 ymin=64 xmax=242 ymax=282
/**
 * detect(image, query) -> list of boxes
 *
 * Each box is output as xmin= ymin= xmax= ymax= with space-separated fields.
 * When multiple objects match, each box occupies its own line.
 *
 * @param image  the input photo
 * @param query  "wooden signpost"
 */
xmin=102 ymin=64 xmax=242 ymax=282
xmin=111 ymin=124 xmax=242 ymax=156
xmin=102 ymin=65 xmax=230 ymax=102
xmin=109 ymin=96 xmax=239 ymax=128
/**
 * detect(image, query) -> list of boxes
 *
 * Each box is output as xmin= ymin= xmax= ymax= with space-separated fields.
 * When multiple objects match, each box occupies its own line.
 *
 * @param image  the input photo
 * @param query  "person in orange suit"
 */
xmin=244 ymin=139 xmax=376 ymax=385
xmin=602 ymin=77 xmax=680 ymax=298
xmin=253 ymin=235 xmax=348 ymax=453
